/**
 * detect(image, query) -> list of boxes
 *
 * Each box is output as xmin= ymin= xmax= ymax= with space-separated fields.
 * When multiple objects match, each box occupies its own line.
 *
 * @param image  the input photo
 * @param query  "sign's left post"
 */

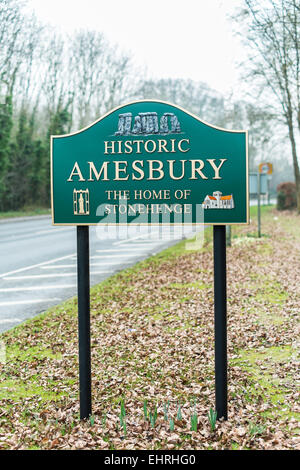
xmin=77 ymin=226 xmax=92 ymax=419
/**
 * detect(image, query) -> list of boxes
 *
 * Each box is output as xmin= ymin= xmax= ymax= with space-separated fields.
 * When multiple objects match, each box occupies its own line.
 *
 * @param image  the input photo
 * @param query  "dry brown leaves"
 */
xmin=0 ymin=208 xmax=299 ymax=450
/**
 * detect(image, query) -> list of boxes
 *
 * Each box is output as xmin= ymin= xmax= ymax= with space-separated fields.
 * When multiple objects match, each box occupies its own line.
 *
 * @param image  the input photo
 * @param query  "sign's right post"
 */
xmin=77 ymin=226 xmax=92 ymax=420
xmin=213 ymin=225 xmax=228 ymax=420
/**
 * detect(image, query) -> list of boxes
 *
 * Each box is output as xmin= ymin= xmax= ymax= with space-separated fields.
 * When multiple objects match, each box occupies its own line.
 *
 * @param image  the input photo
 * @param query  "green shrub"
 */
xmin=277 ymin=182 xmax=296 ymax=210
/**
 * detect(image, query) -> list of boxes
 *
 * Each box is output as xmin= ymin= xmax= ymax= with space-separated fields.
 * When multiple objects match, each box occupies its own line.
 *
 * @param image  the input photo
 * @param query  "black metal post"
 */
xmin=213 ymin=225 xmax=228 ymax=420
xmin=77 ymin=226 xmax=92 ymax=419
xmin=257 ymin=173 xmax=261 ymax=238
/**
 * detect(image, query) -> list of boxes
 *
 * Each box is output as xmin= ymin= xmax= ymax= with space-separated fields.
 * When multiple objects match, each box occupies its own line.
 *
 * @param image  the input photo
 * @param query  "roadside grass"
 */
xmin=0 ymin=205 xmax=51 ymax=219
xmin=0 ymin=205 xmax=299 ymax=450
xmin=249 ymin=203 xmax=276 ymax=219
xmin=231 ymin=345 xmax=298 ymax=421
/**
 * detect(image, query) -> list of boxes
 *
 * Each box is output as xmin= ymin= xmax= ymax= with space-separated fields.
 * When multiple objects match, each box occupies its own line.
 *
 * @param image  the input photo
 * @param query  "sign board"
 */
xmin=249 ymin=173 xmax=268 ymax=195
xmin=259 ymin=162 xmax=273 ymax=175
xmin=51 ymin=100 xmax=248 ymax=226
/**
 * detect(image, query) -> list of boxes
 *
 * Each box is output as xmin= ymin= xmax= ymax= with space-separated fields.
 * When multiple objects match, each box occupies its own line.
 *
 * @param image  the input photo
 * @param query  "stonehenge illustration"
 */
xmin=115 ymin=112 xmax=182 ymax=136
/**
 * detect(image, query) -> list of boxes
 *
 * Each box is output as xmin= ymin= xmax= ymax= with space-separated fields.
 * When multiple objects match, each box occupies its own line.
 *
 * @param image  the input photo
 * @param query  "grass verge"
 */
xmin=0 ymin=206 xmax=51 ymax=220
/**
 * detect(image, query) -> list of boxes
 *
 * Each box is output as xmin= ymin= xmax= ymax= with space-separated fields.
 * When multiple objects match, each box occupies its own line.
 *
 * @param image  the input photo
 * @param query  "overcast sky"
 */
xmin=27 ymin=0 xmax=245 ymax=97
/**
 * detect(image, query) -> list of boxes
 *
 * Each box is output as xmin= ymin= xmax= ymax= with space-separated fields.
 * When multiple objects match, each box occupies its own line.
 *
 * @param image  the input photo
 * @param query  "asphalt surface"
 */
xmin=0 ymin=216 xmax=194 ymax=333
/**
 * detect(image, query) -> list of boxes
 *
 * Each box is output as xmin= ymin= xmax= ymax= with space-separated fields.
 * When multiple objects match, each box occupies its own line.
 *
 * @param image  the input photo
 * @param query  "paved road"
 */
xmin=0 ymin=216 xmax=194 ymax=333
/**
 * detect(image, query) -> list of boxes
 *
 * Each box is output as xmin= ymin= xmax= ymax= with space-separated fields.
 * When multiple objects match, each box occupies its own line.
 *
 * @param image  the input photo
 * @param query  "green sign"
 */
xmin=51 ymin=100 xmax=248 ymax=225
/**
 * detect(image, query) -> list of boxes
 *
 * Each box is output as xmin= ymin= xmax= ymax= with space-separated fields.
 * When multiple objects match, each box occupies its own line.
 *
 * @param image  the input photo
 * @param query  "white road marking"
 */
xmin=90 ymin=271 xmax=112 ymax=275
xmin=114 ymin=232 xmax=159 ymax=245
xmin=0 ymin=318 xmax=23 ymax=324
xmin=40 ymin=264 xmax=115 ymax=270
xmin=0 ymin=253 xmax=76 ymax=279
xmin=3 ymin=273 xmax=78 ymax=280
xmin=4 ymin=270 xmax=113 ymax=280
xmin=111 ymin=243 xmax=159 ymax=248
xmin=95 ymin=248 xmax=151 ymax=253
xmin=89 ymin=264 xmax=114 ymax=269
xmin=41 ymin=262 xmax=119 ymax=273
xmin=0 ymin=228 xmax=72 ymax=244
xmin=40 ymin=265 xmax=76 ymax=269
xmin=87 ymin=259 xmax=129 ymax=264
xmin=0 ymin=285 xmax=76 ymax=292
xmin=35 ymin=228 xmax=72 ymax=235
xmin=0 ymin=298 xmax=62 ymax=307
xmin=90 ymin=254 xmax=140 ymax=259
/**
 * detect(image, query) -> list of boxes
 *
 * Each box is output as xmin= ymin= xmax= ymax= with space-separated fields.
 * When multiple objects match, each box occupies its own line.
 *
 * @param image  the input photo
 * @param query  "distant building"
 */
xmin=202 ymin=191 xmax=234 ymax=209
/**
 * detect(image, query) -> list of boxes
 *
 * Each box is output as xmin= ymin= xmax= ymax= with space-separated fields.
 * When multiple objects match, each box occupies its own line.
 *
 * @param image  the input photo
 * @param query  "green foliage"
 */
xmin=169 ymin=418 xmax=175 ymax=431
xmin=208 ymin=408 xmax=217 ymax=431
xmin=143 ymin=400 xmax=148 ymax=421
xmin=0 ymin=206 xmax=50 ymax=219
xmin=164 ymin=401 xmax=170 ymax=421
xmin=0 ymin=95 xmax=13 ymax=210
xmin=120 ymin=399 xmax=126 ymax=420
xmin=101 ymin=412 xmax=107 ymax=428
xmin=89 ymin=415 xmax=95 ymax=427
xmin=249 ymin=422 xmax=266 ymax=436
xmin=249 ymin=204 xmax=275 ymax=218
xmin=0 ymin=100 xmax=72 ymax=211
xmin=119 ymin=401 xmax=127 ymax=436
xmin=5 ymin=109 xmax=47 ymax=210
xmin=190 ymin=399 xmax=198 ymax=432
xmin=176 ymin=403 xmax=182 ymax=421
xmin=149 ymin=405 xmax=158 ymax=428
xmin=190 ymin=413 xmax=198 ymax=432
xmin=42 ymin=107 xmax=72 ymax=204
xmin=48 ymin=108 xmax=72 ymax=138
xmin=277 ymin=191 xmax=285 ymax=210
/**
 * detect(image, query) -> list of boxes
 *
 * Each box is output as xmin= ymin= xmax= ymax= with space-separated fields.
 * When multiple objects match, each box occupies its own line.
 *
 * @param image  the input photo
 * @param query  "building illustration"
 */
xmin=115 ymin=111 xmax=182 ymax=136
xmin=202 ymin=191 xmax=234 ymax=209
xmin=73 ymin=189 xmax=90 ymax=215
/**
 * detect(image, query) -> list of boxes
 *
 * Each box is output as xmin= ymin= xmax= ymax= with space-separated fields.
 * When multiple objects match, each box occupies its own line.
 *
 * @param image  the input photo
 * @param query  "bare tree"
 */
xmin=70 ymin=30 xmax=136 ymax=129
xmin=232 ymin=0 xmax=300 ymax=211
xmin=100 ymin=45 xmax=135 ymax=113
xmin=69 ymin=30 xmax=107 ymax=128
xmin=41 ymin=32 xmax=74 ymax=135
xmin=15 ymin=15 xmax=43 ymax=108
xmin=135 ymin=78 xmax=226 ymax=127
xmin=0 ymin=0 xmax=24 ymax=96
xmin=38 ymin=32 xmax=74 ymax=203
